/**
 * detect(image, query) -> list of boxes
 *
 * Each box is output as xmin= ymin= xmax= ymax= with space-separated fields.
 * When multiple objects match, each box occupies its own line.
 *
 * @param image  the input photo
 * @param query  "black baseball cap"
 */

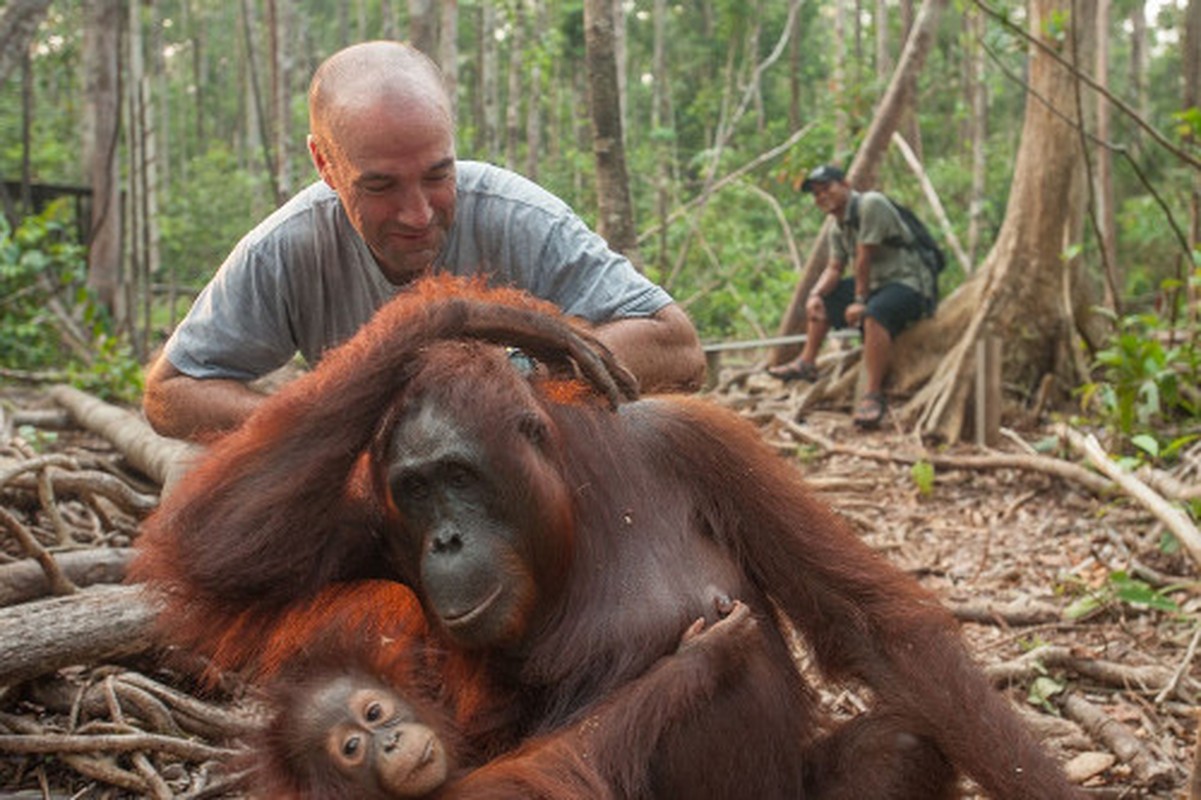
xmin=801 ymin=164 xmax=846 ymax=193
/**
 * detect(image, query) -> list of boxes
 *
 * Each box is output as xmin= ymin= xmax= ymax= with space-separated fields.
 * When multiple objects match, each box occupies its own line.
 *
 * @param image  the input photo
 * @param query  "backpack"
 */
xmin=847 ymin=194 xmax=946 ymax=307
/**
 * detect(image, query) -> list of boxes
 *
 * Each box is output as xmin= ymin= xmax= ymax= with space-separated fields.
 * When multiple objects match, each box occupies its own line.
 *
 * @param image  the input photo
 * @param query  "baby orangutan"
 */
xmin=251 ymin=596 xmax=756 ymax=799
xmin=270 ymin=666 xmax=455 ymax=798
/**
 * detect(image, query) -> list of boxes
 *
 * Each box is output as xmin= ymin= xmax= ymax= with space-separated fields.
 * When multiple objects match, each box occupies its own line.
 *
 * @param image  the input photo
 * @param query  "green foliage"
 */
xmin=910 ymin=460 xmax=936 ymax=497
xmin=1026 ymin=674 xmax=1066 ymax=714
xmin=159 ymin=146 xmax=273 ymax=287
xmin=0 ymin=202 xmax=142 ymax=403
xmin=1078 ymin=300 xmax=1200 ymax=452
xmin=1063 ymin=570 xmax=1183 ymax=620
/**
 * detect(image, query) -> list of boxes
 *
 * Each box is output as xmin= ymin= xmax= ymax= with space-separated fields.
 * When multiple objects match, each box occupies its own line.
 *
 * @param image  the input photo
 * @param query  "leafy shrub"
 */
xmin=1079 ymin=298 xmax=1199 ymax=454
xmin=0 ymin=202 xmax=141 ymax=402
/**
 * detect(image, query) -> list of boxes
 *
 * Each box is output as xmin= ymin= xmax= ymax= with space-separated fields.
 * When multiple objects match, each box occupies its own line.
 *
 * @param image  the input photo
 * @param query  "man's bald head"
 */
xmin=308 ymin=41 xmax=452 ymax=146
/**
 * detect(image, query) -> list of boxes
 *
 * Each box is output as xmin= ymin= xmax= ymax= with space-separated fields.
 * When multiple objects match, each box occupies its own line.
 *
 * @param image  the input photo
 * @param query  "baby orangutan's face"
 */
xmin=310 ymin=675 xmax=450 ymax=798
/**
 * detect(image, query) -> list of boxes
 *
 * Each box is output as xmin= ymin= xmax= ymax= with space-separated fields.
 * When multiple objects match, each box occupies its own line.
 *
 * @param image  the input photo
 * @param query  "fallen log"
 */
xmin=0 ymin=548 xmax=135 ymax=607
xmin=0 ymin=584 xmax=159 ymax=687
xmin=48 ymin=385 xmax=200 ymax=489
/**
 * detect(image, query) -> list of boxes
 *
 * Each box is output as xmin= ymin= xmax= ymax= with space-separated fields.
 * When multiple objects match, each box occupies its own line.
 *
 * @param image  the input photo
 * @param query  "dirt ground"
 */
xmin=0 ymin=373 xmax=1198 ymax=798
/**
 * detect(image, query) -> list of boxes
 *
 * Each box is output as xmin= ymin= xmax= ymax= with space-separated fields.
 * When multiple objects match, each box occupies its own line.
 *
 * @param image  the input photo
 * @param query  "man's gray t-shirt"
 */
xmin=165 ymin=161 xmax=672 ymax=381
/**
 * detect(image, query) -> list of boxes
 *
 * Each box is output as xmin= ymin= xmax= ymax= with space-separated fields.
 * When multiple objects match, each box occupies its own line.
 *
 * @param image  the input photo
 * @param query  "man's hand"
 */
xmin=845 ymin=301 xmax=866 ymax=326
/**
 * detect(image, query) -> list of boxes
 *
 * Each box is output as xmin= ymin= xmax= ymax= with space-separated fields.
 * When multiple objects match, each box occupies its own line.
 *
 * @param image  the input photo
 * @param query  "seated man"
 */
xmin=144 ymin=41 xmax=705 ymax=442
xmin=769 ymin=165 xmax=934 ymax=428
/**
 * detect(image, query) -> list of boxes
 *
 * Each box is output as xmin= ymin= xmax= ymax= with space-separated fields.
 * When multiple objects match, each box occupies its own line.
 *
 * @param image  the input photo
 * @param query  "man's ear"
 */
xmin=308 ymin=135 xmax=336 ymax=189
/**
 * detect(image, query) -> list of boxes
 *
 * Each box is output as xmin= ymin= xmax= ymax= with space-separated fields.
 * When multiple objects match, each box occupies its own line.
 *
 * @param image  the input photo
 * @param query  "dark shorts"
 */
xmin=823 ymin=278 xmax=930 ymax=339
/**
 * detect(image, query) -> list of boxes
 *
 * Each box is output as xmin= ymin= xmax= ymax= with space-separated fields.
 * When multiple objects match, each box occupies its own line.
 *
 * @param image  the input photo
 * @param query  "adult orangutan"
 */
xmin=242 ymin=581 xmax=757 ymax=799
xmin=133 ymin=275 xmax=1081 ymax=799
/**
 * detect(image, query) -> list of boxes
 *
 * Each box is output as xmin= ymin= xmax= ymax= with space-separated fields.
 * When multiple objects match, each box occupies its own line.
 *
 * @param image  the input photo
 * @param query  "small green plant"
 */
xmin=1063 ymin=570 xmax=1182 ymax=621
xmin=1026 ymin=673 xmax=1066 ymax=714
xmin=1078 ymin=299 xmax=1199 ymax=455
xmin=910 ymin=459 xmax=936 ymax=497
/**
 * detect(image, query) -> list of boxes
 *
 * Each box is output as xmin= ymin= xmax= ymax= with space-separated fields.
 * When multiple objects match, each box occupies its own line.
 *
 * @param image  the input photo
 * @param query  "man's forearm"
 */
xmin=594 ymin=304 xmax=705 ymax=394
xmin=811 ymin=263 xmax=843 ymax=298
xmin=143 ymin=357 xmax=266 ymax=441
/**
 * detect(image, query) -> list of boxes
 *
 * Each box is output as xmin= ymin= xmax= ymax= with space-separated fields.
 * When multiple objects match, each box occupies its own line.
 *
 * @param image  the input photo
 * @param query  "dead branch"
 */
xmin=0 ymin=453 xmax=78 ymax=489
xmin=5 ymin=467 xmax=158 ymax=516
xmin=0 ymin=584 xmax=159 ymax=686
xmin=0 ymin=728 xmax=232 ymax=762
xmin=1060 ymin=693 xmax=1176 ymax=788
xmin=778 ymin=415 xmax=1115 ymax=496
xmin=948 ymin=597 xmax=1065 ymax=626
xmin=1058 ymin=424 xmax=1201 ymax=570
xmin=986 ymin=645 xmax=1177 ymax=694
xmin=0 ymin=506 xmax=77 ymax=597
xmin=49 ymin=385 xmax=200 ymax=488
xmin=0 ymin=548 xmax=134 ymax=607
xmin=890 ymin=131 xmax=972 ymax=274
xmin=0 ymin=710 xmax=150 ymax=793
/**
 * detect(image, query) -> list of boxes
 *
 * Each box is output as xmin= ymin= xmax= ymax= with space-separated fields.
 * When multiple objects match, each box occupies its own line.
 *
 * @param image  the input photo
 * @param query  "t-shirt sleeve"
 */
xmin=163 ymin=242 xmax=298 ymax=381
xmin=447 ymin=164 xmax=674 ymax=323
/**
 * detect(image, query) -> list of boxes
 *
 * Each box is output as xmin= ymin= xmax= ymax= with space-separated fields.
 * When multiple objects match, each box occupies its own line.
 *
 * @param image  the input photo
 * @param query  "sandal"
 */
xmin=853 ymin=392 xmax=887 ymax=429
xmin=768 ymin=359 xmax=820 ymax=382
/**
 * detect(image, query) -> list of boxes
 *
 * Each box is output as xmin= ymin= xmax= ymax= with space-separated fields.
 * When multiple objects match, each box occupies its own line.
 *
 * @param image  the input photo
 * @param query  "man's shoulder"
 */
xmin=858 ymin=190 xmax=893 ymax=213
xmin=455 ymin=160 xmax=571 ymax=218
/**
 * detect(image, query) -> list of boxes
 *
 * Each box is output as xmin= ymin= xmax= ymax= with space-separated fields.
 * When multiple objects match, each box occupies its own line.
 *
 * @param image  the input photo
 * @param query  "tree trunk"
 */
xmin=83 ymin=0 xmax=122 ymax=320
xmin=0 ymin=0 xmax=51 ymax=86
xmin=408 ymin=0 xmax=438 ymax=59
xmin=652 ymin=0 xmax=671 ymax=275
xmin=1094 ymin=0 xmax=1119 ymax=311
xmin=239 ymin=0 xmax=281 ymax=204
xmin=876 ymin=0 xmax=892 ymax=81
xmin=896 ymin=0 xmax=1095 ymax=442
xmin=967 ymin=4 xmax=988 ymax=265
xmin=440 ymin=0 xmax=459 ymax=115
xmin=771 ymin=0 xmax=948 ymax=365
xmin=1186 ymin=0 xmax=1201 ymax=268
xmin=833 ymin=0 xmax=848 ymax=156
xmin=478 ymin=1 xmax=500 ymax=160
xmin=1129 ymin=1 xmax=1148 ymax=157
xmin=505 ymin=1 xmax=525 ymax=171
xmin=898 ymin=0 xmax=923 ymax=160
xmin=267 ymin=0 xmax=293 ymax=203
xmin=525 ymin=0 xmax=544 ymax=181
xmin=583 ymin=0 xmax=641 ymax=261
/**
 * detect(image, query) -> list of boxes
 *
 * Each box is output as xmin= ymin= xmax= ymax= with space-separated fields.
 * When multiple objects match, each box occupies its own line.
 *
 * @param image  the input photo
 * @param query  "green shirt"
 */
xmin=830 ymin=190 xmax=933 ymax=298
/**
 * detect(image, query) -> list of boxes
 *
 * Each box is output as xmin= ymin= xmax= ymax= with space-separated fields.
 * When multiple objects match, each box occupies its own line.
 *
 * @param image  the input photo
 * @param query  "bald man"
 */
xmin=144 ymin=41 xmax=705 ymax=441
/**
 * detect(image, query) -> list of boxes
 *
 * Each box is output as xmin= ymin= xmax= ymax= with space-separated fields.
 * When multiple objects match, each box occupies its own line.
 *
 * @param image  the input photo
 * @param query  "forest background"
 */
xmin=1 ymin=0 xmax=1199 ymax=450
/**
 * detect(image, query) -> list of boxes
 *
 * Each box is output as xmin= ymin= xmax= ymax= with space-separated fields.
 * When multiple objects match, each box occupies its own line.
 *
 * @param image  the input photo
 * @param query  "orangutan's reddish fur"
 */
xmin=132 ymin=275 xmax=1081 ymax=799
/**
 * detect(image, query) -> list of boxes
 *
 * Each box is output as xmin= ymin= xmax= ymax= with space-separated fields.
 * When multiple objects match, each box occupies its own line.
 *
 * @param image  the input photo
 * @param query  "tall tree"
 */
xmin=1128 ymin=0 xmax=1148 ymax=156
xmin=439 ymin=0 xmax=458 ymax=114
xmin=1094 ymin=0 xmax=1118 ymax=311
xmin=898 ymin=0 xmax=1099 ymax=441
xmin=583 ymin=0 xmax=640 ymax=261
xmin=1185 ymin=0 xmax=1201 ymax=249
xmin=267 ymin=0 xmax=293 ymax=201
xmin=967 ymin=4 xmax=988 ymax=264
xmin=83 ymin=0 xmax=122 ymax=319
xmin=409 ymin=0 xmax=438 ymax=58
xmin=504 ymin=0 xmax=525 ymax=170
xmin=477 ymin=1 xmax=500 ymax=160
